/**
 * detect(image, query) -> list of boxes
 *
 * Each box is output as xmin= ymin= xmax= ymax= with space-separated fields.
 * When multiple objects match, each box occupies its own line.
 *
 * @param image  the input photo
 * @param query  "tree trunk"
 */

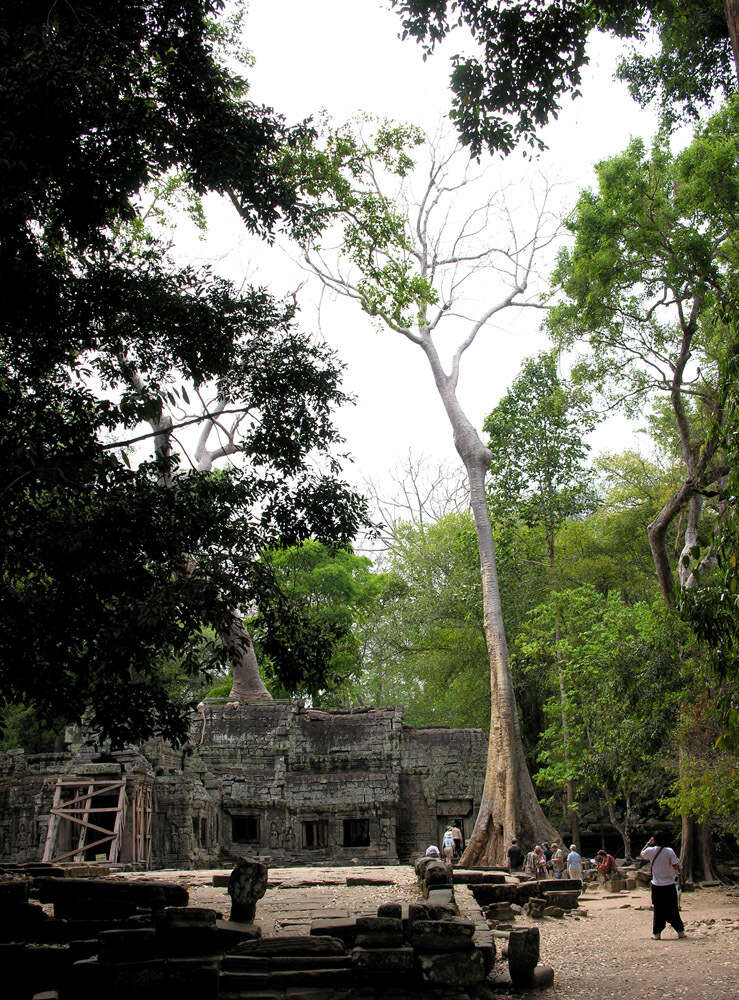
xmin=679 ymin=811 xmax=695 ymax=883
xmin=550 ymin=548 xmax=580 ymax=851
xmin=419 ymin=339 xmax=557 ymax=865
xmin=725 ymin=0 xmax=739 ymax=83
xmin=697 ymin=821 xmax=718 ymax=882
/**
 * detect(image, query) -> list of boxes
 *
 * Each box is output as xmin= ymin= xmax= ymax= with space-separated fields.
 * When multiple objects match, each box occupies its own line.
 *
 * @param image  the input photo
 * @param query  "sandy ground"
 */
xmin=111 ymin=867 xmax=739 ymax=998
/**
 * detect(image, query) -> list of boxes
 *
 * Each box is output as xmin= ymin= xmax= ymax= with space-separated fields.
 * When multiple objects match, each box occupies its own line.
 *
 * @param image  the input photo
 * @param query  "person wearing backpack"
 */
xmin=640 ymin=834 xmax=686 ymax=940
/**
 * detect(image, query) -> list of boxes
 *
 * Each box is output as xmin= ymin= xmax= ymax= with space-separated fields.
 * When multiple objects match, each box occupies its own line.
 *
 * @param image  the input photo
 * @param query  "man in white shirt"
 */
xmin=566 ymin=844 xmax=582 ymax=880
xmin=640 ymin=834 xmax=686 ymax=939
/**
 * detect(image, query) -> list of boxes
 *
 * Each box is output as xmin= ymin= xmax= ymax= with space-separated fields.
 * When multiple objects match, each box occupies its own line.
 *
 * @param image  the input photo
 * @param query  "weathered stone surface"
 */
xmin=543 ymin=906 xmax=564 ymax=918
xmin=484 ymin=901 xmax=516 ymax=920
xmin=213 ymin=918 xmax=262 ymax=951
xmin=377 ymin=902 xmax=402 ymax=920
xmin=311 ymin=917 xmax=357 ymax=947
xmin=508 ymin=927 xmax=540 ymax=986
xmin=424 ymin=860 xmax=452 ymax=888
xmin=523 ymin=899 xmax=545 ymax=918
xmin=98 ymin=927 xmax=157 ymax=961
xmin=232 ymin=935 xmax=345 ymax=956
xmin=355 ymin=916 xmax=402 ymax=933
xmin=531 ymin=962 xmax=555 ymax=988
xmin=157 ymin=906 xmax=218 ymax=927
xmin=426 ymin=887 xmax=455 ymax=908
xmin=351 ymin=945 xmax=414 ymax=973
xmin=416 ymin=948 xmax=486 ymax=985
xmin=452 ymin=870 xmax=506 ymax=885
xmin=355 ymin=932 xmax=404 ymax=948
xmin=35 ymin=877 xmax=187 ymax=910
xmin=407 ymin=902 xmax=432 ymax=924
xmin=228 ymin=858 xmax=268 ymax=923
xmin=541 ymin=890 xmax=580 ymax=910
xmin=409 ymin=920 xmax=475 ymax=953
xmin=346 ymin=874 xmax=394 ymax=886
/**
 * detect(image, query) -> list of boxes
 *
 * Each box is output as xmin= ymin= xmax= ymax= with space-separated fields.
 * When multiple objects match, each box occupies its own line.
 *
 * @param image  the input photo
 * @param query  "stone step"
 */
xmin=222 ymin=955 xmax=352 ymax=972
xmin=219 ymin=966 xmax=352 ymax=990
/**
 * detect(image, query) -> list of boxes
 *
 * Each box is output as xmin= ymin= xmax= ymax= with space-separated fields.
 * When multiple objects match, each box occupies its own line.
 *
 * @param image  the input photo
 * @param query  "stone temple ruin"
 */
xmin=0 ymin=700 xmax=488 ymax=869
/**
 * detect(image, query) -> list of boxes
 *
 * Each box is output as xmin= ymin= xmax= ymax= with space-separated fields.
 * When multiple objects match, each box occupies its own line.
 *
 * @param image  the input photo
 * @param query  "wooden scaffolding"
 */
xmin=42 ymin=775 xmax=152 ymax=866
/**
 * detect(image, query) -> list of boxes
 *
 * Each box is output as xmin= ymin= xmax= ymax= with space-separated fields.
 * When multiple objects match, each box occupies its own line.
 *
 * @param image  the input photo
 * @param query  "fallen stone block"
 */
xmin=541 ymin=890 xmax=580 ymax=910
xmin=508 ymin=926 xmax=540 ymax=987
xmin=345 ymin=874 xmax=394 ymax=886
xmin=416 ymin=948 xmax=486 ymax=986
xmin=310 ymin=917 xmax=357 ymax=947
xmin=355 ymin=916 xmax=402 ymax=934
xmin=98 ymin=927 xmax=157 ymax=962
xmin=355 ymin=932 xmax=404 ymax=948
xmin=228 ymin=859 xmax=268 ymax=923
xmin=36 ymin=878 xmax=187 ymax=907
xmin=213 ymin=918 xmax=262 ymax=951
xmin=231 ymin=935 xmax=344 ymax=956
xmin=426 ymin=887 xmax=455 ymax=909
xmin=407 ymin=903 xmax=432 ymax=924
xmin=351 ymin=945 xmax=414 ymax=973
xmin=423 ymin=860 xmax=452 ymax=889
xmin=377 ymin=903 xmax=402 ymax=920
xmin=483 ymin=901 xmax=516 ymax=921
xmin=452 ymin=870 xmax=506 ymax=885
xmin=409 ymin=918 xmax=475 ymax=953
xmin=543 ymin=906 xmax=564 ymax=918
xmin=531 ymin=962 xmax=555 ymax=988
xmin=156 ymin=906 xmax=218 ymax=927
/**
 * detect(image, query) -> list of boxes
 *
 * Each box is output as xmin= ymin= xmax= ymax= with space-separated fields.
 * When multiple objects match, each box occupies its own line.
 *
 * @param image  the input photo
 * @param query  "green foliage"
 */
xmin=347 ymin=513 xmax=491 ymax=729
xmin=484 ymin=350 xmax=597 ymax=561
xmin=0 ymin=2 xmax=367 ymax=747
xmin=515 ymin=586 xmax=685 ymax=835
xmin=550 ymin=98 xmax=739 ymax=415
xmin=391 ymin=2 xmax=736 ymax=154
xmin=254 ymin=542 xmax=386 ymax=703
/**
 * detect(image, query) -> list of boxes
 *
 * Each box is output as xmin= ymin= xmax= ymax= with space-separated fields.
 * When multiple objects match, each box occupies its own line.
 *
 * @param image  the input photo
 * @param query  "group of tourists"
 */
xmin=507 ymin=839 xmax=583 ymax=880
xmin=506 ymin=832 xmax=685 ymax=940
xmin=425 ymin=821 xmax=464 ymax=866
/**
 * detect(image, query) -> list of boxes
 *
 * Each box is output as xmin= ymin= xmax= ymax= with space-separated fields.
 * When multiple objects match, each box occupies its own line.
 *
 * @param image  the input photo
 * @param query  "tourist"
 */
xmin=442 ymin=827 xmax=456 ymax=866
xmin=596 ymin=848 xmax=617 ymax=884
xmin=533 ymin=844 xmax=548 ymax=879
xmin=451 ymin=821 xmax=463 ymax=860
xmin=524 ymin=846 xmax=537 ymax=875
xmin=542 ymin=841 xmax=553 ymax=876
xmin=640 ymin=834 xmax=686 ymax=940
xmin=425 ymin=844 xmax=441 ymax=857
xmin=551 ymin=841 xmax=566 ymax=878
xmin=507 ymin=838 xmax=525 ymax=872
xmin=566 ymin=843 xmax=583 ymax=880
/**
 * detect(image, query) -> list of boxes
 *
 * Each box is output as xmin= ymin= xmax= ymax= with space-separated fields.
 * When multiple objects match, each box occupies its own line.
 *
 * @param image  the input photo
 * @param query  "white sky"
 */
xmin=176 ymin=1 xmax=665 ymax=498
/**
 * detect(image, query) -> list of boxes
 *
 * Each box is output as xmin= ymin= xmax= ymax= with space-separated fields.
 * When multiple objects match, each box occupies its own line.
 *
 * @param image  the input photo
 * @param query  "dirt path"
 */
xmin=113 ymin=868 xmax=739 ymax=997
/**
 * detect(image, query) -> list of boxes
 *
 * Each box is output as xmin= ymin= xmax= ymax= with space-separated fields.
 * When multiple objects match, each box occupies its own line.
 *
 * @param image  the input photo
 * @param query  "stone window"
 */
xmin=231 ymin=814 xmax=260 ymax=844
xmin=342 ymin=818 xmax=370 ymax=847
xmin=301 ymin=819 xmax=328 ymax=849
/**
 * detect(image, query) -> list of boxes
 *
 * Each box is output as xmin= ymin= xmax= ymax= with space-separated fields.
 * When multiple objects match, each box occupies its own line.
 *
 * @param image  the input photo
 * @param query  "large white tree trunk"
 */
xmin=421 ymin=339 xmax=558 ymax=864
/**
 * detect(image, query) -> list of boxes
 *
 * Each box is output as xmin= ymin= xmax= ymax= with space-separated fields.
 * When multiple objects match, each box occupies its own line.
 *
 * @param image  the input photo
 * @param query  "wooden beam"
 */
xmin=42 ymin=780 xmax=63 ymax=863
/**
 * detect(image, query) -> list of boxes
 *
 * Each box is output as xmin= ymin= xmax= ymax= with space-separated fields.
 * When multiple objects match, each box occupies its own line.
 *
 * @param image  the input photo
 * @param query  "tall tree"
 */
xmin=549 ymin=98 xmax=739 ymax=608
xmin=0 ymin=1 xmax=365 ymax=746
xmin=391 ymin=1 xmax=738 ymax=154
xmin=549 ymin=96 xmax=739 ymax=879
xmin=297 ymin=127 xmax=560 ymax=862
xmin=484 ymin=350 xmax=597 ymax=845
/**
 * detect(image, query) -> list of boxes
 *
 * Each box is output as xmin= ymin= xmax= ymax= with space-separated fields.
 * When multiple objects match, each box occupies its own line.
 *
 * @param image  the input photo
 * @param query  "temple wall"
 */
xmin=0 ymin=701 xmax=489 ymax=868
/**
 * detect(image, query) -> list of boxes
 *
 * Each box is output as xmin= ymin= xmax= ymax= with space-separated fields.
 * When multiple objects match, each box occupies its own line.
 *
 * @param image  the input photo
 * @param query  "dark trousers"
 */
xmin=651 ymin=883 xmax=684 ymax=935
